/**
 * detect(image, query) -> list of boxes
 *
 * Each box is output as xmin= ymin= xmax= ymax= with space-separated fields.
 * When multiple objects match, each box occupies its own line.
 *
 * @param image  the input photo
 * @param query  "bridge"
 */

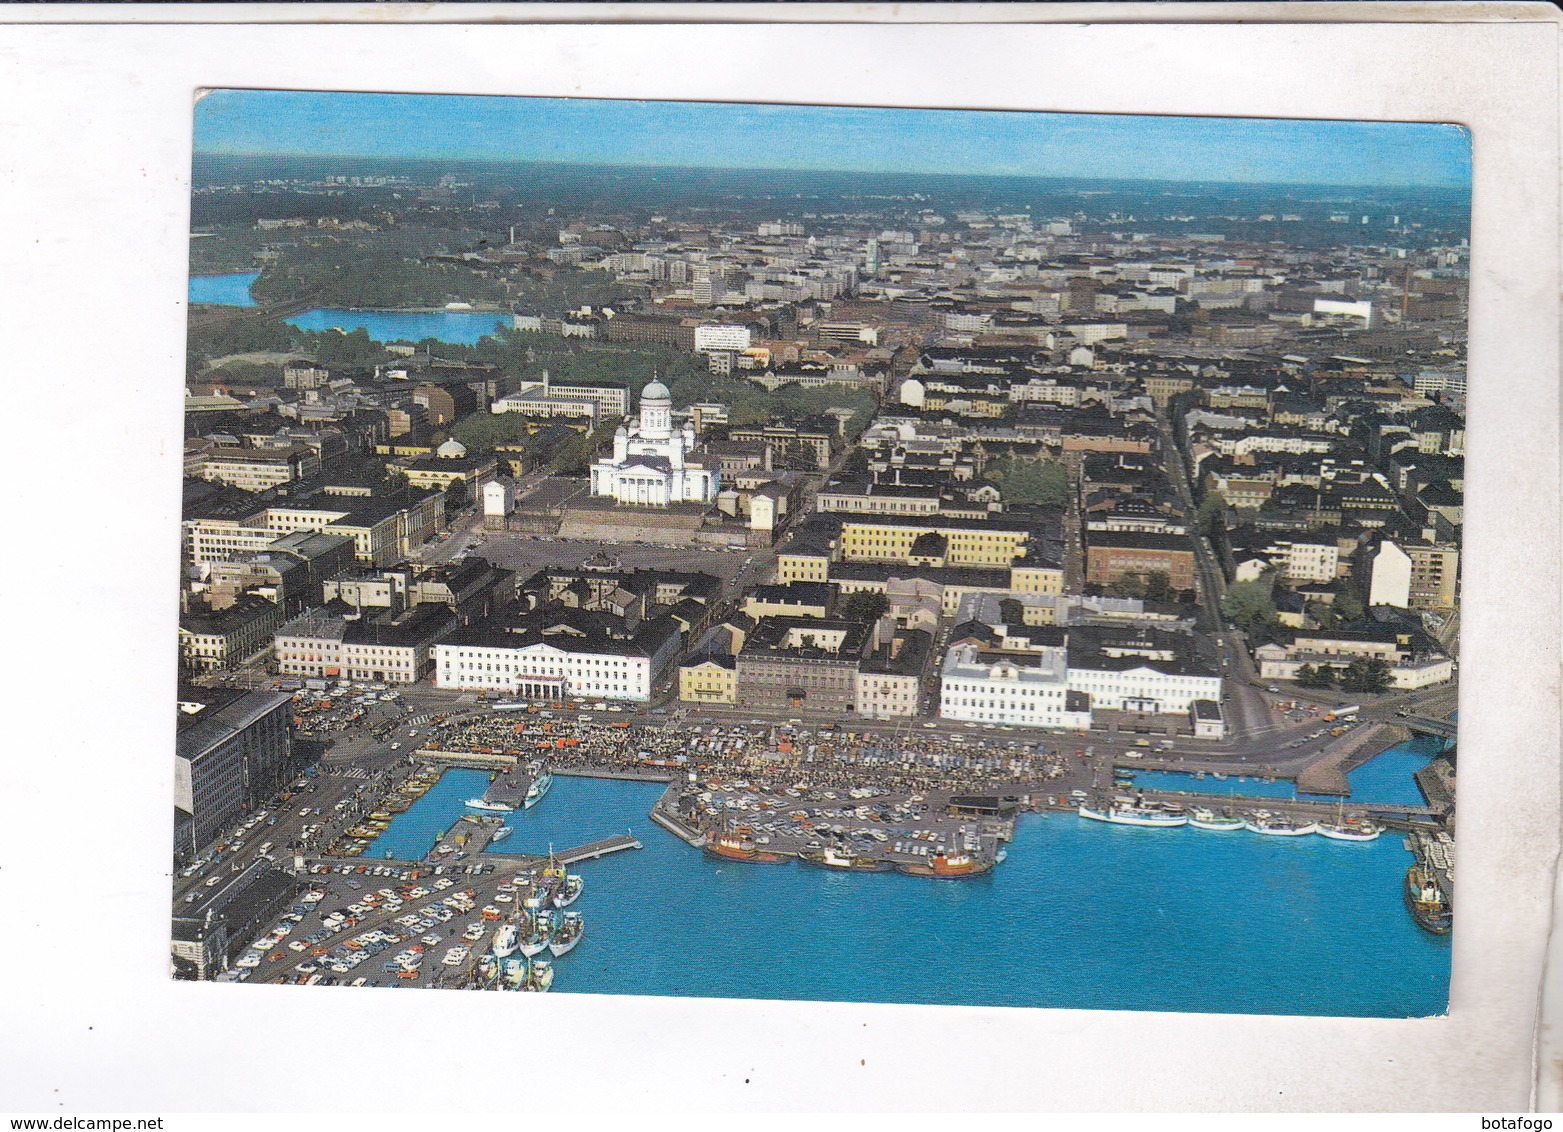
xmin=1399 ymin=715 xmax=1457 ymax=740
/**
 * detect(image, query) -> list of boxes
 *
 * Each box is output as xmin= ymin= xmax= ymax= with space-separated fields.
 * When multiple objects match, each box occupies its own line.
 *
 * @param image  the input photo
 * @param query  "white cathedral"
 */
xmin=588 ymin=379 xmax=719 ymax=507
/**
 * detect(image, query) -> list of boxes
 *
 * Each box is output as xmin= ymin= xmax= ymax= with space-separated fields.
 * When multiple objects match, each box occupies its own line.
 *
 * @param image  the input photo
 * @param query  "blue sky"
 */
xmin=194 ymin=90 xmax=1471 ymax=188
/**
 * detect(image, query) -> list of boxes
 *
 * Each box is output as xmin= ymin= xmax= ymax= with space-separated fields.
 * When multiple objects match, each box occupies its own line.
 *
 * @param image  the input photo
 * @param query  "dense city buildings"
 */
xmin=175 ymin=116 xmax=1465 ymax=1014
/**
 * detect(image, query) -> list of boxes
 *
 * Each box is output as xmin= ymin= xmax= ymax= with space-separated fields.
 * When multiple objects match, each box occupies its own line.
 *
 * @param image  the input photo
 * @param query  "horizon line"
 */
xmin=191 ymin=149 xmax=1472 ymax=192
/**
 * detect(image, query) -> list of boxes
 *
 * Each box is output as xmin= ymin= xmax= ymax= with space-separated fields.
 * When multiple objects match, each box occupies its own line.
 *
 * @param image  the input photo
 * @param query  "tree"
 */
xmin=444 ymin=477 xmax=469 ymax=514
xmin=1220 ymin=578 xmax=1279 ymax=637
xmin=839 ymin=590 xmax=890 ymax=624
xmin=1332 ymin=588 xmax=1365 ymax=625
xmin=1195 ymin=491 xmax=1228 ymax=537
xmin=1338 ymin=656 xmax=1392 ymax=694
xmin=1142 ymin=570 xmax=1176 ymax=604
xmin=1295 ymin=663 xmax=1337 ymax=690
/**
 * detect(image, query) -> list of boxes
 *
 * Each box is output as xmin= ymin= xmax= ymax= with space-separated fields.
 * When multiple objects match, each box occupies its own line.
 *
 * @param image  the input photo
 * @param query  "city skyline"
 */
xmin=194 ymin=90 xmax=1472 ymax=190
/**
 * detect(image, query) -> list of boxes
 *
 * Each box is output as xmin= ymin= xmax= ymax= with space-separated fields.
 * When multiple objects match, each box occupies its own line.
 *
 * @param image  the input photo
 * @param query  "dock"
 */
xmin=481 ymin=825 xmax=640 ymax=863
xmin=1294 ymin=723 xmax=1399 ymax=795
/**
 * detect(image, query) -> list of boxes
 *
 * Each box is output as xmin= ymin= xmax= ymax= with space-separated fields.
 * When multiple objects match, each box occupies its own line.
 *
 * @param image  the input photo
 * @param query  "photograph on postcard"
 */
xmin=172 ymin=90 xmax=1466 ymax=1016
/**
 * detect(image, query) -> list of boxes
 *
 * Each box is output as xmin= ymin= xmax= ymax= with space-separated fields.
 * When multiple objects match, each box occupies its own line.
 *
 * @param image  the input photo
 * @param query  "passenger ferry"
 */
xmin=1077 ymin=802 xmax=1189 ymax=827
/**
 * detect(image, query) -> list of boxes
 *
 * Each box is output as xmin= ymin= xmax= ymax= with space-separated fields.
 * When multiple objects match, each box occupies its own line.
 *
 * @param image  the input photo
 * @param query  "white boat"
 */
xmin=524 ymin=959 xmax=554 ymax=992
xmin=1244 ymin=815 xmax=1318 ymax=836
xmin=552 ymin=873 xmax=584 ymax=908
xmin=491 ymin=922 xmax=519 ymax=958
xmin=523 ymin=774 xmax=553 ymax=810
xmin=519 ymin=915 xmax=551 ymax=958
xmin=1188 ymin=807 xmax=1246 ymax=832
xmin=501 ymin=955 xmax=528 ymax=989
xmin=548 ymin=911 xmax=584 ymax=957
xmin=1317 ymin=822 xmax=1381 ymax=842
xmin=1077 ymin=803 xmax=1188 ymax=828
xmin=465 ymin=798 xmax=515 ymax=813
xmin=489 ymin=826 xmax=513 ymax=843
xmin=1315 ymin=801 xmax=1381 ymax=842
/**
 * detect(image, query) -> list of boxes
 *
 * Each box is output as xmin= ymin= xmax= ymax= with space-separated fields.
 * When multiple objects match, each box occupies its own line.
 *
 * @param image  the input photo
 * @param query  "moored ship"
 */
xmin=464 ymin=797 xmax=515 ymax=813
xmin=1078 ymin=802 xmax=1189 ymax=827
xmin=548 ymin=910 xmax=584 ymax=957
xmin=895 ymin=851 xmax=993 ymax=878
xmin=702 ymin=830 xmax=789 ymax=864
xmin=552 ymin=873 xmax=584 ymax=907
xmin=1188 ymin=807 xmax=1246 ymax=832
xmin=491 ymin=921 xmax=519 ymax=958
xmin=1404 ymin=864 xmax=1452 ymax=934
xmin=524 ymin=774 xmax=553 ymax=810
xmin=519 ymin=914 xmax=551 ymax=958
xmin=1243 ymin=812 xmax=1318 ymax=837
xmin=798 ymin=846 xmax=895 ymax=873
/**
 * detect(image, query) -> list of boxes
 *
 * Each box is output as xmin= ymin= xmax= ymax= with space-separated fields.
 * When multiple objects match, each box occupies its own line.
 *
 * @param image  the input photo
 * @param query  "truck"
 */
xmin=1324 ymin=705 xmax=1361 ymax=722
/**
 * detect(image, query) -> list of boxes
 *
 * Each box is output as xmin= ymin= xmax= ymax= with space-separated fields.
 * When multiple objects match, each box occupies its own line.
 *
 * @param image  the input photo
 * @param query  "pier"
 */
xmin=1294 ymin=723 xmax=1401 ymax=795
xmin=481 ymin=825 xmax=640 ymax=863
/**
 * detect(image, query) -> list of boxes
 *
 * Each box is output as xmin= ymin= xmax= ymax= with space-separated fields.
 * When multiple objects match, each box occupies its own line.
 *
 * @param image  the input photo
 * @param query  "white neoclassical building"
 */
xmin=589 ymin=379 xmax=719 ymax=507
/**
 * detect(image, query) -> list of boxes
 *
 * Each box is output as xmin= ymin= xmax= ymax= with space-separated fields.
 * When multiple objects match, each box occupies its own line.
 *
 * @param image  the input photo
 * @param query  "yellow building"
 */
xmin=1010 ymin=562 xmax=1065 ymax=595
xmin=775 ymin=549 xmax=831 ymax=584
xmin=679 ymin=656 xmax=737 ymax=704
xmin=839 ymin=519 xmax=1030 ymax=569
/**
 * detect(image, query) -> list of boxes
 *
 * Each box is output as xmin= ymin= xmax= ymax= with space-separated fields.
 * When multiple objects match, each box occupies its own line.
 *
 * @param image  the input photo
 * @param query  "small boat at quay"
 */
xmin=1244 ymin=812 xmax=1318 ymax=837
xmin=1404 ymin=864 xmax=1452 ymax=934
xmin=1188 ymin=807 xmax=1246 ymax=832
xmin=549 ymin=911 xmax=584 ymax=957
xmin=519 ymin=915 xmax=551 ymax=958
xmin=491 ymin=922 xmax=519 ymax=958
xmin=895 ymin=851 xmax=993 ymax=878
xmin=552 ymin=873 xmax=584 ymax=907
xmin=799 ymin=846 xmax=896 ymax=873
xmin=703 ymin=831 xmax=789 ymax=864
xmin=524 ymin=774 xmax=553 ymax=810
xmin=489 ymin=825 xmax=513 ymax=843
xmin=465 ymin=797 xmax=514 ymax=813
xmin=501 ymin=956 xmax=528 ymax=989
xmin=524 ymin=959 xmax=555 ymax=992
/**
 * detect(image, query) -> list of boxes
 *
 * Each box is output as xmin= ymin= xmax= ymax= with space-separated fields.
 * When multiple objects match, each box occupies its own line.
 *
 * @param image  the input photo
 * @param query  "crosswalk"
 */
xmin=330 ymin=766 xmax=373 ymax=779
xmin=406 ymin=714 xmax=436 ymax=727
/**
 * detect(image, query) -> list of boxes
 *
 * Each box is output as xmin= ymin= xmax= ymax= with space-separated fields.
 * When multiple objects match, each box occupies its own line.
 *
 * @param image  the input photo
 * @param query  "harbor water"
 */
xmin=286 ymin=308 xmax=511 ymax=345
xmin=1130 ymin=736 xmax=1444 ymax=808
xmin=188 ymin=272 xmax=259 ymax=307
xmin=364 ymin=761 xmax=1449 ymax=1017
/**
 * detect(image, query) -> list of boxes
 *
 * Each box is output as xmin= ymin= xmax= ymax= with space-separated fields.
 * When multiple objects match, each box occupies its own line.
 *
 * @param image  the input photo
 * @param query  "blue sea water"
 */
xmin=364 ymin=767 xmax=1449 ymax=1016
xmin=287 ymin=308 xmax=511 ymax=345
xmin=188 ymin=272 xmax=259 ymax=307
xmin=1129 ymin=736 xmax=1442 ymax=809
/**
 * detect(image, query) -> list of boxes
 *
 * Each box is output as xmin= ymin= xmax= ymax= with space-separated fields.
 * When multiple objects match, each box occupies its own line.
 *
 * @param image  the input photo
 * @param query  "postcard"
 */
xmin=173 ymin=89 xmax=1468 ymax=1018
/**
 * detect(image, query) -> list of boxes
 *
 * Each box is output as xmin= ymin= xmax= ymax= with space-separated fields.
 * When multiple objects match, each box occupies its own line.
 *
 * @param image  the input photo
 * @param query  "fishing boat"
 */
xmin=1244 ymin=813 xmax=1318 ymax=836
xmin=464 ymin=797 xmax=515 ymax=813
xmin=1404 ymin=864 xmax=1452 ymax=934
xmin=1188 ymin=807 xmax=1246 ymax=832
xmin=491 ymin=921 xmax=519 ymax=958
xmin=524 ymin=959 xmax=555 ymax=992
xmin=552 ymin=873 xmax=584 ymax=907
xmin=475 ymin=954 xmax=498 ymax=982
xmin=522 ymin=913 xmax=553 ymax=956
xmin=1315 ymin=802 xmax=1381 ymax=842
xmin=548 ymin=911 xmax=584 ymax=957
xmin=523 ymin=774 xmax=553 ymax=810
xmin=702 ymin=830 xmax=789 ymax=864
xmin=895 ymin=851 xmax=993 ymax=878
xmin=798 ymin=846 xmax=895 ymax=873
xmin=501 ymin=955 xmax=528 ymax=989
